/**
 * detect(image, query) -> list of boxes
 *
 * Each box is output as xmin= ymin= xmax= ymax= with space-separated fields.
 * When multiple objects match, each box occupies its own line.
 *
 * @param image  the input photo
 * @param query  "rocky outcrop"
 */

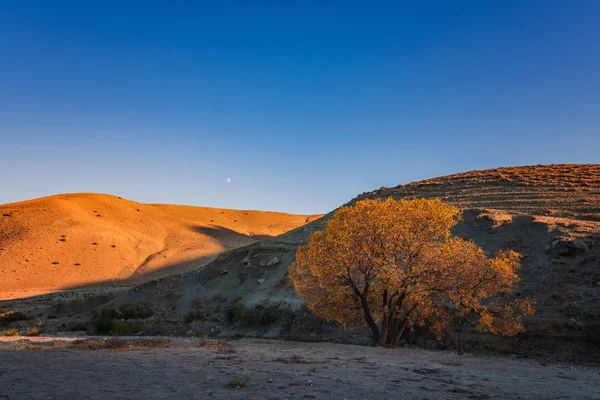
xmin=546 ymin=237 xmax=589 ymax=257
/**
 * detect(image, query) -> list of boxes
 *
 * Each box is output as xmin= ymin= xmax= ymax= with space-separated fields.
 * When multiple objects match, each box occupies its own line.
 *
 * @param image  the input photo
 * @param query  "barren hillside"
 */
xmin=0 ymin=193 xmax=321 ymax=299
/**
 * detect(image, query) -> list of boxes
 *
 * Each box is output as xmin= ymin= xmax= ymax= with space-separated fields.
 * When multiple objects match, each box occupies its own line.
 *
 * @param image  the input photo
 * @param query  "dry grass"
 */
xmin=25 ymin=344 xmax=45 ymax=351
xmin=73 ymin=337 xmax=171 ymax=351
xmin=581 ymin=213 xmax=600 ymax=221
xmin=198 ymin=338 xmax=235 ymax=353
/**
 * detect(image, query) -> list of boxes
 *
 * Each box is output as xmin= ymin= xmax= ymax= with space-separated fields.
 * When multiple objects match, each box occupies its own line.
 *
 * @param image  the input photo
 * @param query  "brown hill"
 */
xmin=0 ymin=193 xmax=321 ymax=299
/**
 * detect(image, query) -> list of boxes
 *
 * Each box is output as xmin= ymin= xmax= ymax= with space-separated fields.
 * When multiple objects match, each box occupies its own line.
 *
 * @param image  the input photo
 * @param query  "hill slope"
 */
xmin=95 ymin=164 xmax=600 ymax=363
xmin=355 ymin=164 xmax=600 ymax=217
xmin=0 ymin=193 xmax=321 ymax=299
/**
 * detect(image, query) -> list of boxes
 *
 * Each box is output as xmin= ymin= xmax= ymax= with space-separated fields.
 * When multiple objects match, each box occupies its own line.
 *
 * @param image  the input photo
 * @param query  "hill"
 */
xmin=72 ymin=164 xmax=597 ymax=363
xmin=0 ymin=193 xmax=321 ymax=299
xmin=3 ymin=165 xmax=599 ymax=363
xmin=354 ymin=163 xmax=600 ymax=218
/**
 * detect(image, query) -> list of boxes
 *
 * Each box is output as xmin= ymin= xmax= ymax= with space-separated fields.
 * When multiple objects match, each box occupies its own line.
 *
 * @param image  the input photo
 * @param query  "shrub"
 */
xmin=95 ymin=303 xmax=153 ymax=321
xmin=25 ymin=327 xmax=41 ymax=336
xmin=0 ymin=328 xmax=20 ymax=336
xmin=228 ymin=302 xmax=268 ymax=326
xmin=94 ymin=317 xmax=123 ymax=335
xmin=227 ymin=301 xmax=295 ymax=327
xmin=0 ymin=310 xmax=30 ymax=325
xmin=184 ymin=298 xmax=208 ymax=322
xmin=117 ymin=303 xmax=153 ymax=319
xmin=229 ymin=377 xmax=250 ymax=388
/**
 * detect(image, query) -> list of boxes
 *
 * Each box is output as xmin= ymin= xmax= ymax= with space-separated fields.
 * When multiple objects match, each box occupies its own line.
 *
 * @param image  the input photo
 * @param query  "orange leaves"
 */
xmin=289 ymin=198 xmax=535 ymax=346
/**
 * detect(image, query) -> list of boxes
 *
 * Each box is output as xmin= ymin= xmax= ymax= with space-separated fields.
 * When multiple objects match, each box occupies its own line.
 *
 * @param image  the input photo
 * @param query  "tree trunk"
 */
xmin=393 ymin=319 xmax=409 ymax=347
xmin=360 ymin=296 xmax=380 ymax=344
xmin=378 ymin=316 xmax=407 ymax=348
xmin=457 ymin=319 xmax=466 ymax=355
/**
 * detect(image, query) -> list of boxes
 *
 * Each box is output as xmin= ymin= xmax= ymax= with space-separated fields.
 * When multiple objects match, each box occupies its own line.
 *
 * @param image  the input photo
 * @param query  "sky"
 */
xmin=0 ymin=1 xmax=599 ymax=214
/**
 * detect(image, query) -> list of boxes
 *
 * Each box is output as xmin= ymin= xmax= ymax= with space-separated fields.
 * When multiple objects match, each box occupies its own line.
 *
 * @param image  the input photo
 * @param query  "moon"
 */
xmin=227 ymin=178 xmax=231 ymax=184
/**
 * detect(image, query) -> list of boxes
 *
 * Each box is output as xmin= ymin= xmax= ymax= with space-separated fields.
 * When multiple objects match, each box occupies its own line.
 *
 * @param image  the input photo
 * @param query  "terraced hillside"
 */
xmin=355 ymin=164 xmax=600 ymax=218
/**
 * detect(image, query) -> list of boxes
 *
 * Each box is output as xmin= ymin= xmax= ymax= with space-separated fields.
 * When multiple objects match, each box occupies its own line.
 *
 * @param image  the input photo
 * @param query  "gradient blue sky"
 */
xmin=1 ymin=1 xmax=599 ymax=214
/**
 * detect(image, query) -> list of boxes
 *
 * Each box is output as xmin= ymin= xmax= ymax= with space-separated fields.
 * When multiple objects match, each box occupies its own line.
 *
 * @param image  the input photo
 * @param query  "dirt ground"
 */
xmin=0 ymin=337 xmax=598 ymax=399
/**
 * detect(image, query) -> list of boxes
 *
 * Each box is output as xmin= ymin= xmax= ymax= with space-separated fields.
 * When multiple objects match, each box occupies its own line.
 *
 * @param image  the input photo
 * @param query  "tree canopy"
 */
xmin=290 ymin=198 xmax=534 ymax=349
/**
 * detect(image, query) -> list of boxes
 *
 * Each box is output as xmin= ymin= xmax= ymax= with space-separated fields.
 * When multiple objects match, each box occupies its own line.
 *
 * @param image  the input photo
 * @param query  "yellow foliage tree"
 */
xmin=290 ymin=198 xmax=535 ymax=350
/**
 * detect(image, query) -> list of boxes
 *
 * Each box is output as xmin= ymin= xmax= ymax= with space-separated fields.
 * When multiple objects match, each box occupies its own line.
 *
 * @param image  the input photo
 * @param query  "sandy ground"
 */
xmin=0 ymin=337 xmax=598 ymax=399
xmin=0 ymin=193 xmax=321 ymax=300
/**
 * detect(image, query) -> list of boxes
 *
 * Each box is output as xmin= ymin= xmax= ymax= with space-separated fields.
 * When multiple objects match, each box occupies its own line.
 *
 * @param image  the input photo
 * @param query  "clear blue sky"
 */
xmin=1 ymin=1 xmax=599 ymax=214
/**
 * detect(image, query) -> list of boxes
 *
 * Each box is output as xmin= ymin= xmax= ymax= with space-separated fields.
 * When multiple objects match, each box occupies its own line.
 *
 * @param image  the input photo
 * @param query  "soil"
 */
xmin=0 ymin=337 xmax=598 ymax=399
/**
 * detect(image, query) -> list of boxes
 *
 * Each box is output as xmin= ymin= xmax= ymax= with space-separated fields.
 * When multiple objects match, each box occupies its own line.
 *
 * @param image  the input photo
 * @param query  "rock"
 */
xmin=257 ymin=278 xmax=266 ymax=284
xmin=241 ymin=251 xmax=252 ymax=265
xmin=260 ymin=257 xmax=281 ymax=267
xmin=266 ymin=257 xmax=280 ymax=267
xmin=212 ymin=313 xmax=225 ymax=322
xmin=567 ymin=318 xmax=584 ymax=330
xmin=548 ymin=237 xmax=587 ymax=257
xmin=216 ymin=252 xmax=229 ymax=262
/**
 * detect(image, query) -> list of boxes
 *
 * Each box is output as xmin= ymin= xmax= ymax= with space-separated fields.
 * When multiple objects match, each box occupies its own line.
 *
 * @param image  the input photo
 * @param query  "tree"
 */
xmin=426 ymin=241 xmax=535 ymax=354
xmin=290 ymin=198 xmax=534 ymax=349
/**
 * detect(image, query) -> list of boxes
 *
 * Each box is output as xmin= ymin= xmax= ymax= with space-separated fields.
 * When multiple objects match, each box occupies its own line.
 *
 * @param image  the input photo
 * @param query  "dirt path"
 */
xmin=0 ymin=337 xmax=598 ymax=399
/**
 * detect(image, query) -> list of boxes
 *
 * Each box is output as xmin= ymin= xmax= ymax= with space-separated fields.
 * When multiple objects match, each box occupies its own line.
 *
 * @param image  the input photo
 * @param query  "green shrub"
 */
xmin=184 ymin=309 xmax=207 ymax=323
xmin=93 ymin=317 xmax=159 ymax=336
xmin=95 ymin=303 xmax=153 ymax=322
xmin=184 ymin=298 xmax=207 ymax=322
xmin=229 ymin=377 xmax=250 ymax=388
xmin=95 ymin=317 xmax=123 ymax=335
xmin=92 ymin=302 xmax=155 ymax=335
